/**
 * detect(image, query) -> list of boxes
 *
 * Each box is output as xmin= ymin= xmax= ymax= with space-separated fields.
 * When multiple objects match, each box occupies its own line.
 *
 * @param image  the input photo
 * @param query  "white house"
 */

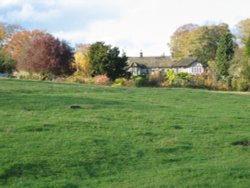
xmin=172 ymin=59 xmax=205 ymax=75
xmin=127 ymin=54 xmax=205 ymax=76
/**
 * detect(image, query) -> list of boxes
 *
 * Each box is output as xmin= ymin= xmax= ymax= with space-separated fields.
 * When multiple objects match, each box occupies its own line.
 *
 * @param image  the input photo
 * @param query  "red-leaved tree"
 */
xmin=6 ymin=30 xmax=73 ymax=75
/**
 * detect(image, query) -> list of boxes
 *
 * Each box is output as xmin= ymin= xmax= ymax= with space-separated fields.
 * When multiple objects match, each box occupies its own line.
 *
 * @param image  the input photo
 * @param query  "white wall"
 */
xmin=175 ymin=62 xmax=204 ymax=75
xmin=128 ymin=62 xmax=204 ymax=76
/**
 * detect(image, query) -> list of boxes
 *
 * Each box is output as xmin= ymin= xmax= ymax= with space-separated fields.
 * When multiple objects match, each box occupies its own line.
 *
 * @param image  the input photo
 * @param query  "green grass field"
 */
xmin=0 ymin=79 xmax=249 ymax=188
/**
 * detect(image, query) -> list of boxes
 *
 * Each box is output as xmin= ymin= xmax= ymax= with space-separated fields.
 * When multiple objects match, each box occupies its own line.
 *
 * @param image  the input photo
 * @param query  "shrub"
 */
xmin=13 ymin=71 xmax=42 ymax=80
xmin=148 ymin=71 xmax=165 ymax=87
xmin=134 ymin=76 xmax=148 ymax=87
xmin=93 ymin=75 xmax=111 ymax=86
xmin=164 ymin=70 xmax=192 ymax=88
xmin=172 ymin=78 xmax=189 ymax=87
xmin=216 ymin=78 xmax=231 ymax=91
xmin=232 ymin=77 xmax=250 ymax=91
xmin=66 ymin=74 xmax=86 ymax=83
xmin=176 ymin=72 xmax=192 ymax=80
xmin=165 ymin=69 xmax=176 ymax=84
xmin=113 ymin=78 xmax=128 ymax=87
xmin=124 ymin=79 xmax=135 ymax=87
xmin=189 ymin=75 xmax=207 ymax=89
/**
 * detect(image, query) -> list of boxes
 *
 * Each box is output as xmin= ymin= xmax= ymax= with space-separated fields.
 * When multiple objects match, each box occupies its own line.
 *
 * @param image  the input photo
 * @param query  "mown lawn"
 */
xmin=0 ymin=79 xmax=249 ymax=188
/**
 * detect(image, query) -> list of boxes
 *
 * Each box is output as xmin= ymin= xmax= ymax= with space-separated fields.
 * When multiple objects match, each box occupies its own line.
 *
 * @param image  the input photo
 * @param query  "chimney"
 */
xmin=140 ymin=51 xmax=143 ymax=58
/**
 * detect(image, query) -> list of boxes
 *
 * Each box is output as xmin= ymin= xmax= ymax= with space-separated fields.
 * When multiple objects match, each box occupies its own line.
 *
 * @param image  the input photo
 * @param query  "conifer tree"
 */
xmin=215 ymin=32 xmax=234 ymax=77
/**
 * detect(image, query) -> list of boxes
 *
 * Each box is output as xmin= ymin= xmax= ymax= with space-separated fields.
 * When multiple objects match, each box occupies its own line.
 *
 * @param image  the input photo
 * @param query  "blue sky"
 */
xmin=1 ymin=0 xmax=250 ymax=56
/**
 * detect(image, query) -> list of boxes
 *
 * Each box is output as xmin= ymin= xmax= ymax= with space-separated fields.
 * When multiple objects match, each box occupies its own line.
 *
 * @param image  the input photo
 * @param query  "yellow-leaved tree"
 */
xmin=73 ymin=50 xmax=92 ymax=77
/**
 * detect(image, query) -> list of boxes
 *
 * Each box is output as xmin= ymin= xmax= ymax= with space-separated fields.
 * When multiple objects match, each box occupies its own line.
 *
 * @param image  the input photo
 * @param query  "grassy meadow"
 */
xmin=0 ymin=79 xmax=249 ymax=188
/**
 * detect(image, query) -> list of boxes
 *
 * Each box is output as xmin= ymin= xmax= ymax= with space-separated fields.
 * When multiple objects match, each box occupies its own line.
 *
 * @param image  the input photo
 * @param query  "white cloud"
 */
xmin=2 ymin=0 xmax=250 ymax=56
xmin=0 ymin=0 xmax=21 ymax=8
xmin=6 ymin=3 xmax=60 ymax=22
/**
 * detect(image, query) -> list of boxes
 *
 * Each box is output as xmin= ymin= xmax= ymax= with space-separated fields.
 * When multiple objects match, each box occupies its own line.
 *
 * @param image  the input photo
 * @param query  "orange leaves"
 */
xmin=6 ymin=30 xmax=73 ymax=75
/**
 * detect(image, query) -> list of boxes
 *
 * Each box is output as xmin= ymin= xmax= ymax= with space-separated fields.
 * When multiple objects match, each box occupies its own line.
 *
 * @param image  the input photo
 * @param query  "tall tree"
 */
xmin=88 ymin=42 xmax=128 ymax=80
xmin=244 ymin=35 xmax=250 ymax=58
xmin=0 ymin=49 xmax=16 ymax=73
xmin=215 ymin=32 xmax=235 ymax=77
xmin=6 ymin=30 xmax=73 ymax=76
xmin=72 ymin=43 xmax=92 ymax=76
xmin=170 ymin=23 xmax=229 ymax=66
xmin=236 ymin=18 xmax=250 ymax=46
xmin=230 ymin=49 xmax=250 ymax=91
xmin=169 ymin=24 xmax=198 ymax=61
xmin=73 ymin=51 xmax=92 ymax=77
xmin=0 ymin=22 xmax=21 ymax=48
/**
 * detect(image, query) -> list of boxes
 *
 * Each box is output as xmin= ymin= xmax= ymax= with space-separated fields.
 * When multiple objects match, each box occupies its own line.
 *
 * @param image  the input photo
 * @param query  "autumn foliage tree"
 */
xmin=170 ymin=23 xmax=229 ymax=66
xmin=6 ymin=30 xmax=73 ymax=76
xmin=169 ymin=24 xmax=198 ymax=60
xmin=72 ymin=44 xmax=92 ymax=77
xmin=0 ymin=22 xmax=21 ymax=48
xmin=236 ymin=18 xmax=250 ymax=46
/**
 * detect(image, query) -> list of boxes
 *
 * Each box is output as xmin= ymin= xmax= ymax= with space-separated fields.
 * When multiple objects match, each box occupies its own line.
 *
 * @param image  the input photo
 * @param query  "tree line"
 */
xmin=169 ymin=19 xmax=250 ymax=90
xmin=0 ymin=19 xmax=250 ymax=91
xmin=0 ymin=25 xmax=128 ymax=81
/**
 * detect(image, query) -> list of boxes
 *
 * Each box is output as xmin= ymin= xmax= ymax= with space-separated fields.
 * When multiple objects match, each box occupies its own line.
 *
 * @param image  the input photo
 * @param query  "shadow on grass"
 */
xmin=0 ymin=162 xmax=54 ymax=183
xmin=154 ymin=144 xmax=193 ymax=154
xmin=26 ymin=124 xmax=55 ymax=132
xmin=232 ymin=140 xmax=250 ymax=147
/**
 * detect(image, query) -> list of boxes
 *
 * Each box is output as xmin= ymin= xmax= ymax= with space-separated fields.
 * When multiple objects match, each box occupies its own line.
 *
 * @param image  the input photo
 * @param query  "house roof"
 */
xmin=128 ymin=56 xmax=175 ymax=68
xmin=174 ymin=58 xmax=197 ymax=67
xmin=128 ymin=56 xmax=197 ymax=68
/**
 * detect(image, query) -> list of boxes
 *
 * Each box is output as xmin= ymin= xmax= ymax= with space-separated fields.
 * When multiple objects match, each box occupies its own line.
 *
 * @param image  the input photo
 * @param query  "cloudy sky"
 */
xmin=0 ymin=0 xmax=250 ymax=56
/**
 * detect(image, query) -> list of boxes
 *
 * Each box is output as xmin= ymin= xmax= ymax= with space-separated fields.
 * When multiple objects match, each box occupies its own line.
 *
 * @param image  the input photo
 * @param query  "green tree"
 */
xmin=236 ymin=18 xmax=250 ymax=46
xmin=88 ymin=42 xmax=128 ymax=80
xmin=215 ymin=32 xmax=235 ymax=77
xmin=230 ymin=49 xmax=250 ymax=91
xmin=244 ymin=35 xmax=250 ymax=58
xmin=0 ymin=49 xmax=16 ymax=74
xmin=169 ymin=24 xmax=198 ymax=61
xmin=170 ymin=23 xmax=229 ymax=66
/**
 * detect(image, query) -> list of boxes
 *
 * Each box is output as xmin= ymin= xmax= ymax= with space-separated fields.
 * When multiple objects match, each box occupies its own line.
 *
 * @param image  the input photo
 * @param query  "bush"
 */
xmin=134 ymin=76 xmax=148 ymax=87
xmin=165 ymin=69 xmax=176 ymax=84
xmin=216 ymin=78 xmax=231 ymax=91
xmin=189 ymin=75 xmax=207 ymax=89
xmin=113 ymin=78 xmax=128 ymax=86
xmin=66 ymin=74 xmax=86 ymax=83
xmin=124 ymin=79 xmax=135 ymax=87
xmin=93 ymin=75 xmax=111 ymax=86
xmin=232 ymin=77 xmax=250 ymax=91
xmin=176 ymin=72 xmax=192 ymax=80
xmin=172 ymin=78 xmax=189 ymax=87
xmin=13 ymin=71 xmax=42 ymax=80
xmin=148 ymin=71 xmax=165 ymax=87
xmin=164 ymin=70 xmax=192 ymax=88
